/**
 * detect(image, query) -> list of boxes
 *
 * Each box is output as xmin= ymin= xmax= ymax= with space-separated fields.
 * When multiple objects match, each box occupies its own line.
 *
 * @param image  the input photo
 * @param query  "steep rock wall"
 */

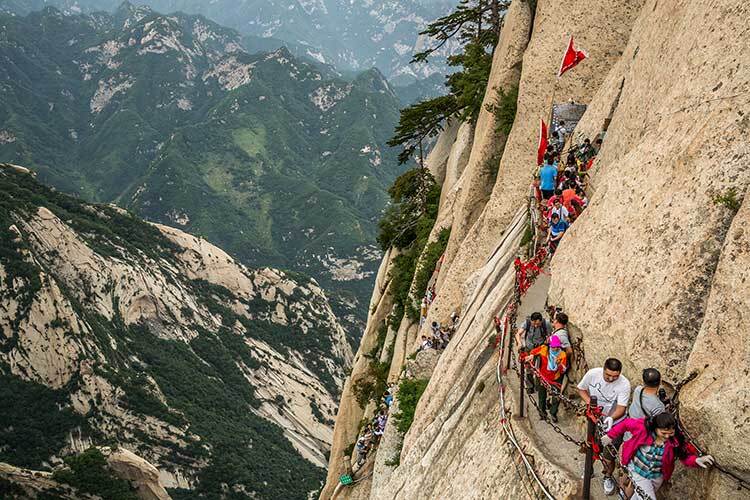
xmin=428 ymin=0 xmax=644 ymax=337
xmin=374 ymin=210 xmax=579 ymax=499
xmin=436 ymin=0 xmax=532 ymax=289
xmin=327 ymin=0 xmax=749 ymax=498
xmin=549 ymin=1 xmax=750 ymax=497
xmin=321 ymin=249 xmax=399 ymax=499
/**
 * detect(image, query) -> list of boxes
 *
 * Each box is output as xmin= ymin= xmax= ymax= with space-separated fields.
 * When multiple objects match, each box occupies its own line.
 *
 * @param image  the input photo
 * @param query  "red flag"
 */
xmin=558 ymin=36 xmax=588 ymax=77
xmin=537 ymin=119 xmax=548 ymax=166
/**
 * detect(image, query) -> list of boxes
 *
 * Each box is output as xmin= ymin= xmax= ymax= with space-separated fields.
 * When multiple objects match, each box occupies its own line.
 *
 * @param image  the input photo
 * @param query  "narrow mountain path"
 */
xmin=506 ymin=269 xmax=608 ymax=500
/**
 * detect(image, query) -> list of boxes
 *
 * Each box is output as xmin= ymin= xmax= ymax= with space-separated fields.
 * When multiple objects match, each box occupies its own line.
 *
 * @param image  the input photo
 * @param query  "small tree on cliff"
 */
xmin=377 ymin=168 xmax=439 ymax=251
xmin=388 ymin=0 xmax=507 ymax=166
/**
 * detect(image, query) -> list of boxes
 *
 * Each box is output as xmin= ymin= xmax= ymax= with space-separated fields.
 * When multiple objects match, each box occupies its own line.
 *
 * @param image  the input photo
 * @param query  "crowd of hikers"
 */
xmin=517 ymin=311 xmax=714 ymax=499
xmin=536 ymin=127 xmax=600 ymax=254
xmin=354 ymin=389 xmax=394 ymax=467
xmin=353 ymin=312 xmax=460 ymax=469
xmin=347 ymin=124 xmax=718 ymax=497
xmin=514 ymin=126 xmax=716 ymax=499
xmin=419 ymin=312 xmax=460 ymax=351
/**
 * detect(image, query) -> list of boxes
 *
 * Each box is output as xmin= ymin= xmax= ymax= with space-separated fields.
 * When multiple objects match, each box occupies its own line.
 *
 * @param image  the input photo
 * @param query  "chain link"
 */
xmin=524 ymin=388 xmax=586 ymax=448
xmin=524 ymin=360 xmax=587 ymax=412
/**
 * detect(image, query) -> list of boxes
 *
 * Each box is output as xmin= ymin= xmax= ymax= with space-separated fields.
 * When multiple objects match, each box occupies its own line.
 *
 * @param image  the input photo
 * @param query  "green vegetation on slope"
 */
xmin=53 ymin=448 xmax=138 ymax=500
xmin=0 ymin=6 xmax=406 ymax=345
xmin=0 ymin=168 xmax=334 ymax=498
xmin=388 ymin=0 xmax=504 ymax=165
xmin=394 ymin=378 xmax=429 ymax=434
xmin=0 ymin=371 xmax=86 ymax=469
xmin=377 ymin=168 xmax=443 ymax=328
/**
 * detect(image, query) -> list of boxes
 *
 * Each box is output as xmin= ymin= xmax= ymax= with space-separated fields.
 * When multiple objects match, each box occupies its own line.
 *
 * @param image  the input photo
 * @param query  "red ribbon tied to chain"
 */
xmin=515 ymin=247 xmax=548 ymax=296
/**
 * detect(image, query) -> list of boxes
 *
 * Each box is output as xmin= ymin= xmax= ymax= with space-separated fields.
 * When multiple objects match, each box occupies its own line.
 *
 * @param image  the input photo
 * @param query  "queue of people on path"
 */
xmin=355 ymin=389 xmax=395 ymax=467
xmin=353 ymin=309 xmax=460 ymax=469
xmin=536 ymin=135 xmax=600 ymax=254
xmin=518 ymin=310 xmax=715 ymax=498
xmin=419 ymin=312 xmax=460 ymax=352
xmin=419 ymin=254 xmax=446 ymax=326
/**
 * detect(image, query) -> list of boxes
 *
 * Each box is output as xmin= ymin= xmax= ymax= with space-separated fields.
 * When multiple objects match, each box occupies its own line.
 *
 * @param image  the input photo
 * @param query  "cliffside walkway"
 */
xmin=491 ymin=149 xmax=750 ymax=498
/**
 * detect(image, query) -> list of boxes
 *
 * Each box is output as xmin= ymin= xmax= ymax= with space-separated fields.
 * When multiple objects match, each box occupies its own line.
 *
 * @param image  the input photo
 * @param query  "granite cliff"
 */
xmin=323 ymin=0 xmax=749 ymax=499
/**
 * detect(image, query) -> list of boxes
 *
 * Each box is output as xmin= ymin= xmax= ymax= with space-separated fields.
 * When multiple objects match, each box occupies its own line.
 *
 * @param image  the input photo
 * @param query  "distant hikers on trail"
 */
xmin=539 ymin=157 xmax=558 ymax=200
xmin=533 ymin=135 xmax=600 ymax=253
xmin=419 ymin=317 xmax=458 ymax=352
xmin=548 ymin=212 xmax=569 ymax=253
xmin=353 ymin=387 xmax=396 ymax=467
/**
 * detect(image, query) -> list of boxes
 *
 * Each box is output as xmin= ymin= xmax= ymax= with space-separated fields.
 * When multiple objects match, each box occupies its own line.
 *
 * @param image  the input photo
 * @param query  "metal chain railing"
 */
xmin=496 ymin=303 xmax=556 ymax=500
xmin=497 ymin=168 xmax=750 ymax=499
xmin=667 ymin=373 xmax=750 ymax=493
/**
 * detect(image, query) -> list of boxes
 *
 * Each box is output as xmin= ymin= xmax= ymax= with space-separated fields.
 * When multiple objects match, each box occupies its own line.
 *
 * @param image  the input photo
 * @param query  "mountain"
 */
xmin=0 ymin=0 xmax=459 ymax=85
xmin=0 ymin=163 xmax=353 ymax=498
xmin=0 ymin=4 xmax=406 ymax=341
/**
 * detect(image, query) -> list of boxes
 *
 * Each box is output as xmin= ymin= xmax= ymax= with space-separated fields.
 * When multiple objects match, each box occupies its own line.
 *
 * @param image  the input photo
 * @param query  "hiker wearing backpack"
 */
xmin=629 ymin=368 xmax=668 ymax=420
xmin=516 ymin=312 xmax=552 ymax=393
xmin=550 ymin=312 xmax=573 ymax=361
xmin=524 ymin=335 xmax=568 ymax=422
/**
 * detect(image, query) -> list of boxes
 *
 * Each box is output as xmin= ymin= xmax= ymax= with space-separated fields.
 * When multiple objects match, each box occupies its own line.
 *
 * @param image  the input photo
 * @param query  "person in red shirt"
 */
xmin=524 ymin=335 xmax=568 ymax=422
xmin=546 ymin=188 xmax=563 ymax=208
xmin=561 ymin=182 xmax=585 ymax=217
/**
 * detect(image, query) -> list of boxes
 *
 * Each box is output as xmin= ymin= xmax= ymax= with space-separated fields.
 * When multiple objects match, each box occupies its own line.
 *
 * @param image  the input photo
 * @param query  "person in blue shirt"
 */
xmin=548 ymin=212 xmax=569 ymax=253
xmin=539 ymin=158 xmax=558 ymax=200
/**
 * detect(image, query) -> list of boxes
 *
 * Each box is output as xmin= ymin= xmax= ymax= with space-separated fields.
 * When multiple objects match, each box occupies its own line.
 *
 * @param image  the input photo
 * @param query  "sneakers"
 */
xmin=550 ymin=414 xmax=559 ymax=423
xmin=603 ymin=476 xmax=617 ymax=496
xmin=537 ymin=410 xmax=547 ymax=420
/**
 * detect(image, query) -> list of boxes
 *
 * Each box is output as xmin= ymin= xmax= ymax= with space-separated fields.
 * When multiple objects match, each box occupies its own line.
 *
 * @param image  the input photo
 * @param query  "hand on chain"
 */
xmin=695 ymin=455 xmax=715 ymax=468
xmin=601 ymin=416 xmax=614 ymax=432
xmin=600 ymin=434 xmax=612 ymax=447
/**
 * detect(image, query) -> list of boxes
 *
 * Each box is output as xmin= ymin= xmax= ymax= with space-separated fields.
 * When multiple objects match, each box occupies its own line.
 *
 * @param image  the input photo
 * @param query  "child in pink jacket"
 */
xmin=603 ymin=412 xmax=714 ymax=499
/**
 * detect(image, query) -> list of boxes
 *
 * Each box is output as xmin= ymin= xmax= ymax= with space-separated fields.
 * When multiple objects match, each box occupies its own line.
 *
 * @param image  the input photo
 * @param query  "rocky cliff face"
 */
xmin=324 ymin=0 xmax=749 ymax=499
xmin=0 ymin=164 xmax=352 ymax=498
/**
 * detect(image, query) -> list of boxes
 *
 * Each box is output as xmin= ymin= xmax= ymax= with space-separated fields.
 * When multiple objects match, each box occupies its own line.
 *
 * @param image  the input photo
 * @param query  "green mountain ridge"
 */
xmin=0 ymin=0 xmax=458 ymax=85
xmin=0 ymin=5 xmax=406 ymax=340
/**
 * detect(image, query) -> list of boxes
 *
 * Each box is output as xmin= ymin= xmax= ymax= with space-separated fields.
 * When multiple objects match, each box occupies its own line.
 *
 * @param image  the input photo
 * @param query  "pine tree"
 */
xmin=388 ymin=0 xmax=508 ymax=165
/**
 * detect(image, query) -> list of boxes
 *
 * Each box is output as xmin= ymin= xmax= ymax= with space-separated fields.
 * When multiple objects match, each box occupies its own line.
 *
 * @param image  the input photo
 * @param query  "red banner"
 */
xmin=558 ymin=35 xmax=588 ymax=77
xmin=537 ymin=119 xmax=548 ymax=166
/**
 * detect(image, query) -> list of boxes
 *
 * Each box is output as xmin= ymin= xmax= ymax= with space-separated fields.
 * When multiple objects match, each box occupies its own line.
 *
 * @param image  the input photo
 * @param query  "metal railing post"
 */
xmin=518 ymin=359 xmax=526 ymax=418
xmin=506 ymin=328 xmax=513 ymax=370
xmin=582 ymin=396 xmax=598 ymax=500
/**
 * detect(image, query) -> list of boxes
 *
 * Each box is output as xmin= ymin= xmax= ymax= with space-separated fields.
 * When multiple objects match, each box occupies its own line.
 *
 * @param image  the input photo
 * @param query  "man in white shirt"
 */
xmin=549 ymin=198 xmax=570 ymax=222
xmin=577 ymin=358 xmax=631 ymax=496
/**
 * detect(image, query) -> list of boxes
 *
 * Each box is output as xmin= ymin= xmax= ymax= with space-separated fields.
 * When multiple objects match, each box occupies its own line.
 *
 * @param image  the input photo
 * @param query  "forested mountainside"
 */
xmin=0 ymin=3 xmax=406 ymax=340
xmin=0 ymin=164 xmax=353 ymax=498
xmin=0 ymin=0 xmax=457 ymax=86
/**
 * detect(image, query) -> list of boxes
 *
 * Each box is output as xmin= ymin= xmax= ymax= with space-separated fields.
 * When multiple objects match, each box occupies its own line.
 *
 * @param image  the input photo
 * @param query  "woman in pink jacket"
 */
xmin=603 ymin=412 xmax=714 ymax=500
